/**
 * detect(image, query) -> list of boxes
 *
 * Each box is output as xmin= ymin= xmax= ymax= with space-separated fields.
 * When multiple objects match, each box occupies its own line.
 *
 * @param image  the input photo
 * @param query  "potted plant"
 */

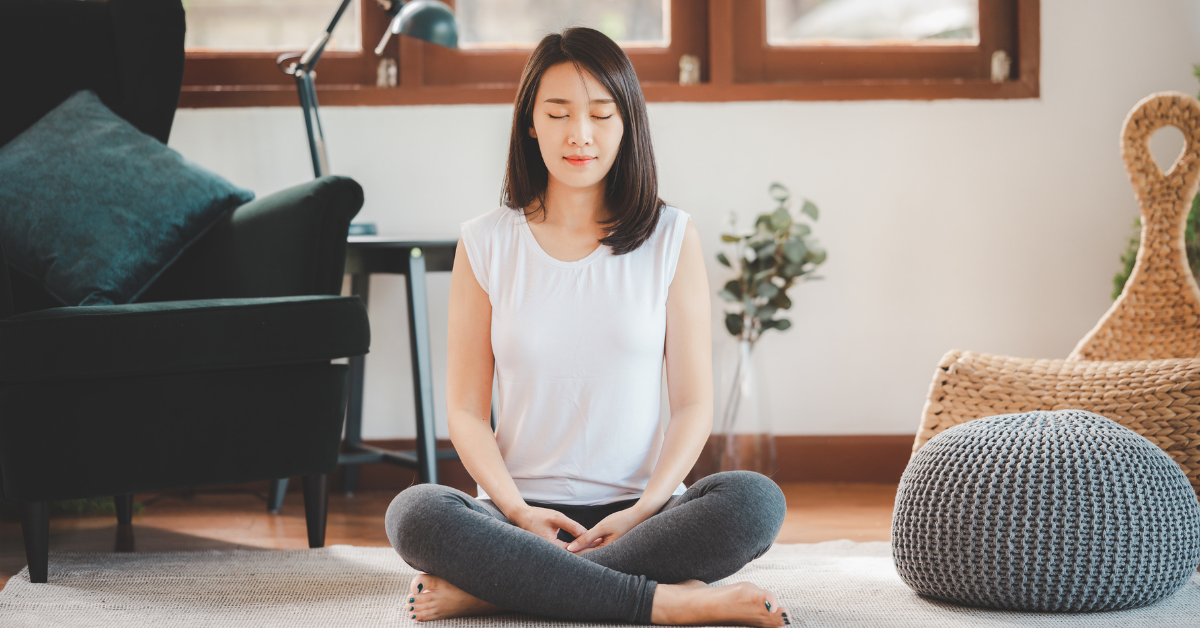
xmin=714 ymin=183 xmax=827 ymax=476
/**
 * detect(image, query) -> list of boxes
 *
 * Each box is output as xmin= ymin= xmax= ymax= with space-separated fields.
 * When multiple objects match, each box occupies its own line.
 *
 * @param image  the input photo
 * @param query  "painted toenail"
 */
xmin=409 ymin=598 xmax=415 ymax=603
xmin=417 ymin=583 xmax=423 ymax=592
xmin=412 ymin=614 xmax=416 ymax=620
xmin=409 ymin=606 xmax=414 ymax=611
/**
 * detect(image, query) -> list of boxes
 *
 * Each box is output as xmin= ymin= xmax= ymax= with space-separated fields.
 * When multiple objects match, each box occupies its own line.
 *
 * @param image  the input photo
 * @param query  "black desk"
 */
xmin=341 ymin=235 xmax=461 ymax=491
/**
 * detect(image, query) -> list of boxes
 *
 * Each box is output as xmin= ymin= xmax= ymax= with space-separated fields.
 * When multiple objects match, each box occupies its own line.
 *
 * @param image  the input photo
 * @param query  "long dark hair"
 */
xmin=501 ymin=27 xmax=664 ymax=256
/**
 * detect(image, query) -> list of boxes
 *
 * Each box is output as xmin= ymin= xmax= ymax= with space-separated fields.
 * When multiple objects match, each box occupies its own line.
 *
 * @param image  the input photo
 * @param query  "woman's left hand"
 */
xmin=566 ymin=507 xmax=650 ymax=553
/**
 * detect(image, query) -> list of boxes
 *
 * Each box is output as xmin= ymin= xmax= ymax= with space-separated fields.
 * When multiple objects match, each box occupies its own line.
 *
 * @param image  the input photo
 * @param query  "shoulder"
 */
xmin=659 ymin=204 xmax=691 ymax=226
xmin=461 ymin=206 xmax=515 ymax=234
xmin=657 ymin=205 xmax=693 ymax=248
xmin=461 ymin=206 xmax=526 ymax=250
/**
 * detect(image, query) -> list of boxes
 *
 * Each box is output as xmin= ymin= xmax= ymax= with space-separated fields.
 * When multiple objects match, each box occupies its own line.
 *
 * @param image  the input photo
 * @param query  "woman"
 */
xmin=385 ymin=27 xmax=789 ymax=627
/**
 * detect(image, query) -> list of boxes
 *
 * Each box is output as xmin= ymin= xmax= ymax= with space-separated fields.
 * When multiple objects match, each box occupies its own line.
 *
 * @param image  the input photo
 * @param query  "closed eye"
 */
xmin=548 ymin=114 xmax=567 ymax=119
xmin=593 ymin=115 xmax=613 ymax=120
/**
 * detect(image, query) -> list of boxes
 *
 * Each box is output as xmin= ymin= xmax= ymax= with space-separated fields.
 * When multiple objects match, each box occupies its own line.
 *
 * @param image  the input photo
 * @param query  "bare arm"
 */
xmin=446 ymin=237 xmax=586 ymax=544
xmin=632 ymin=218 xmax=714 ymax=518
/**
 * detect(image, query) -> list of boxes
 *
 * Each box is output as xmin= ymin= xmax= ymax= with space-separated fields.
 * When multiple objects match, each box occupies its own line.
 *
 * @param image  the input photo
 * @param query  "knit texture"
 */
xmin=893 ymin=410 xmax=1200 ymax=612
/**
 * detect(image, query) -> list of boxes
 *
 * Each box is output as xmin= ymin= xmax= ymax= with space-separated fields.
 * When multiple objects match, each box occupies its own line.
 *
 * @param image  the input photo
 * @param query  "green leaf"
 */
xmin=773 ymin=291 xmax=793 ymax=310
xmin=717 ymin=289 xmax=739 ymax=303
xmin=755 ymin=282 xmax=780 ymax=299
xmin=773 ymin=318 xmax=792 ymax=331
xmin=806 ymin=246 xmax=827 ymax=265
xmin=755 ymin=215 xmax=773 ymax=233
xmin=755 ymin=241 xmax=777 ymax=259
xmin=757 ymin=305 xmax=777 ymax=320
xmin=783 ymin=238 xmax=807 ymax=264
xmin=769 ymin=183 xmax=789 ymax=203
xmin=724 ymin=312 xmax=744 ymax=336
xmin=720 ymin=234 xmax=741 ymax=243
xmin=716 ymin=252 xmax=731 ymax=267
xmin=747 ymin=235 xmax=771 ymax=248
xmin=743 ymin=296 xmax=758 ymax=316
xmin=792 ymin=223 xmax=811 ymax=237
xmin=752 ymin=268 xmax=774 ymax=283
xmin=723 ymin=279 xmax=742 ymax=299
xmin=801 ymin=200 xmax=819 ymax=220
xmin=770 ymin=207 xmax=792 ymax=232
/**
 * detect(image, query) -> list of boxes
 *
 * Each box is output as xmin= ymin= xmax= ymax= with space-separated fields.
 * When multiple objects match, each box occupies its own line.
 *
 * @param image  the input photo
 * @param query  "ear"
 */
xmin=528 ymin=126 xmax=538 ymax=139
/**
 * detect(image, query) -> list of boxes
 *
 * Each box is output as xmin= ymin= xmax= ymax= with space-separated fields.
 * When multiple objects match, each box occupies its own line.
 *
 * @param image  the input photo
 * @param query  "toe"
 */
xmin=409 ymin=574 xmax=426 ymax=596
xmin=763 ymin=590 xmax=780 ymax=613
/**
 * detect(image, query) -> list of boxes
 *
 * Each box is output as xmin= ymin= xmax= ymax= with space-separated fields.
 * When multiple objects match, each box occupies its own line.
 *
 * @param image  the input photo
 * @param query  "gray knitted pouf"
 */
xmin=892 ymin=410 xmax=1200 ymax=612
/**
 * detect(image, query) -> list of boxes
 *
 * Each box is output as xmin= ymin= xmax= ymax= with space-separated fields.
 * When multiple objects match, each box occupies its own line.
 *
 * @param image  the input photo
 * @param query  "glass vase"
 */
xmin=714 ymin=338 xmax=776 ymax=477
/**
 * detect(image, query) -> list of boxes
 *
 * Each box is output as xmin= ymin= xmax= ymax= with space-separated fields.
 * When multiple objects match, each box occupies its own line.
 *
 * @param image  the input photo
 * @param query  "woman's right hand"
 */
xmin=511 ymin=505 xmax=588 ymax=549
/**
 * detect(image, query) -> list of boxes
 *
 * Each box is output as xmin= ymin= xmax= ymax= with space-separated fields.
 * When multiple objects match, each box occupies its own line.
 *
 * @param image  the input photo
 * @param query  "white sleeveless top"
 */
xmin=459 ymin=204 xmax=691 ymax=506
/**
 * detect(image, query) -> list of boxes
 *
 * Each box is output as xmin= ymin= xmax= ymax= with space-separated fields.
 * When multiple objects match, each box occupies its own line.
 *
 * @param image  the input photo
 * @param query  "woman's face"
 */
xmin=528 ymin=62 xmax=624 ymax=194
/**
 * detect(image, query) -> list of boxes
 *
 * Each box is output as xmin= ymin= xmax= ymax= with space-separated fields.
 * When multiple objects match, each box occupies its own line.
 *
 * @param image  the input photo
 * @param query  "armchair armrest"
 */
xmin=0 ymin=295 xmax=368 ymax=382
xmin=140 ymin=175 xmax=364 ymax=302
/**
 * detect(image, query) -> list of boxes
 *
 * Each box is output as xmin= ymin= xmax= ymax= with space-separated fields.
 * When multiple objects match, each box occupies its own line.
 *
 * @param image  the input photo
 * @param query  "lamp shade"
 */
xmin=392 ymin=0 xmax=457 ymax=48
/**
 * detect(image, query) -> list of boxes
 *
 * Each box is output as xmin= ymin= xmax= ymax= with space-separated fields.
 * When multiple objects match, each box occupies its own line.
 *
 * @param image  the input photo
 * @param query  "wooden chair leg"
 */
xmin=267 ymin=478 xmax=289 ymax=513
xmin=114 ymin=494 xmax=134 ymax=525
xmin=19 ymin=502 xmax=48 ymax=583
xmin=302 ymin=474 xmax=328 ymax=549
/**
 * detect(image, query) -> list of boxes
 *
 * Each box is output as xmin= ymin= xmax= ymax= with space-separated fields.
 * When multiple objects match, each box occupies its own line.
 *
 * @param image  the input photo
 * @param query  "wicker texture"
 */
xmin=1071 ymin=93 xmax=1200 ymax=361
xmin=895 ymin=411 xmax=1200 ymax=612
xmin=916 ymin=352 xmax=1200 ymax=493
xmin=914 ymin=93 xmax=1200 ymax=499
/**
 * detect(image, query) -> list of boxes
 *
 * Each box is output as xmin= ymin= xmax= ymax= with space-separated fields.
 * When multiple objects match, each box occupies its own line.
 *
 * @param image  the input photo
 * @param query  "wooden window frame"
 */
xmin=179 ymin=0 xmax=1038 ymax=108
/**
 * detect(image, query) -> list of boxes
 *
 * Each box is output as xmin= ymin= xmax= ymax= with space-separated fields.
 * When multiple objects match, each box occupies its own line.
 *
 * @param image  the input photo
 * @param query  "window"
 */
xmin=179 ymin=0 xmax=1038 ymax=107
xmin=182 ymin=0 xmax=388 ymax=98
xmin=456 ymin=0 xmax=668 ymax=48
xmin=184 ymin=0 xmax=363 ymax=52
xmin=766 ymin=0 xmax=979 ymax=45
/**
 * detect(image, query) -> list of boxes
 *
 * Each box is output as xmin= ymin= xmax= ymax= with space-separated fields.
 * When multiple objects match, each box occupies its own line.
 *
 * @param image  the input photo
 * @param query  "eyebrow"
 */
xmin=543 ymin=97 xmax=615 ymax=105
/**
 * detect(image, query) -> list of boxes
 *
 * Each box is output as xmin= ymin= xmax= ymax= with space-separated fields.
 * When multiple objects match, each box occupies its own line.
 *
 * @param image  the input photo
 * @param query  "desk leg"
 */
xmin=343 ymin=273 xmax=371 ymax=494
xmin=406 ymin=248 xmax=439 ymax=484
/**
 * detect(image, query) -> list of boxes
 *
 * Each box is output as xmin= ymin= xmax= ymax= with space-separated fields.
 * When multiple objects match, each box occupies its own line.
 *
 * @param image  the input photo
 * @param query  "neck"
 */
xmin=537 ymin=175 xmax=608 ymax=228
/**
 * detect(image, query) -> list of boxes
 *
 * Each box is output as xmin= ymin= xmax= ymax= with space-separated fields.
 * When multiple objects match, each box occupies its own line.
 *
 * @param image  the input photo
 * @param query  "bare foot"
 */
xmin=651 ymin=581 xmax=791 ymax=627
xmin=406 ymin=573 xmax=506 ymax=622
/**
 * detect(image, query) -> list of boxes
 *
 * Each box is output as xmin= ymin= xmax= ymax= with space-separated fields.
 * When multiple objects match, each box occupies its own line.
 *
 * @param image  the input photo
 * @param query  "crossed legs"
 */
xmin=385 ymin=471 xmax=788 ymax=625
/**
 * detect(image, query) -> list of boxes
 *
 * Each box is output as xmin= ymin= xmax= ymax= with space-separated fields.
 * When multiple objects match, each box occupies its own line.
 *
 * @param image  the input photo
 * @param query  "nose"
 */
xmin=567 ymin=116 xmax=593 ymax=147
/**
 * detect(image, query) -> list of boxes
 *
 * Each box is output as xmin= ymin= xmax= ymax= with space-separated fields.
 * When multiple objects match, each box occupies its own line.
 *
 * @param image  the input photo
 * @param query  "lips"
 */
xmin=564 ymin=156 xmax=596 ymax=166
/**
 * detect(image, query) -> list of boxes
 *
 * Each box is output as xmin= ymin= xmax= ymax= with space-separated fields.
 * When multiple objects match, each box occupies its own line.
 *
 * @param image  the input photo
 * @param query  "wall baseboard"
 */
xmin=310 ymin=434 xmax=915 ymax=495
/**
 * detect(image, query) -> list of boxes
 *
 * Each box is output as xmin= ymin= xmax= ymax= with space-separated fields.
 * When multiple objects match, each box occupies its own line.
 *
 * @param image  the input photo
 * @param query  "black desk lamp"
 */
xmin=278 ymin=0 xmax=458 ymax=179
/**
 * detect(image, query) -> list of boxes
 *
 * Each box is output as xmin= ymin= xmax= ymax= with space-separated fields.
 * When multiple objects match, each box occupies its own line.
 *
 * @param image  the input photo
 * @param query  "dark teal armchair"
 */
xmin=0 ymin=0 xmax=371 ymax=583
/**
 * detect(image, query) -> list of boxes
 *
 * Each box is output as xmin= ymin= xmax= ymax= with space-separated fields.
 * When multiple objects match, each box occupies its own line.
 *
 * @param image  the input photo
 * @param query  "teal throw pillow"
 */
xmin=0 ymin=90 xmax=253 ymax=306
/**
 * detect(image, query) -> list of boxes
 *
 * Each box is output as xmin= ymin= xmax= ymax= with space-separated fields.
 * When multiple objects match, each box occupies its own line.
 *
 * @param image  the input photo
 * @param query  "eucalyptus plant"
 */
xmin=717 ymin=183 xmax=826 ymax=344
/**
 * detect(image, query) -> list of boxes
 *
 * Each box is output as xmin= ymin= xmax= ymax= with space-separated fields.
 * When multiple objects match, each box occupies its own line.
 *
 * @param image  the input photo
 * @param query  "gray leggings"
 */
xmin=385 ymin=470 xmax=787 ymax=624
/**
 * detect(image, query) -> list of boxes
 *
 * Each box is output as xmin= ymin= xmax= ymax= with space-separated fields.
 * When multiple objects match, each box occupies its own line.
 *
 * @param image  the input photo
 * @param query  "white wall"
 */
xmin=169 ymin=0 xmax=1200 ymax=439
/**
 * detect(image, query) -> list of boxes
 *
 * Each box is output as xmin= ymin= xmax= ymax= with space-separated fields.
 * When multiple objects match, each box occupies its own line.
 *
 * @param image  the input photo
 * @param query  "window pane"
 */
xmin=767 ymin=0 xmax=978 ymax=46
xmin=456 ymin=0 xmax=668 ymax=49
xmin=183 ymin=0 xmax=361 ymax=52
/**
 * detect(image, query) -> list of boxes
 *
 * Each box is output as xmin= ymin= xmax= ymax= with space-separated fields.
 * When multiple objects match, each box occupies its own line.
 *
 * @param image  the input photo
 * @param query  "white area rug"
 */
xmin=2 ymin=541 xmax=1198 ymax=627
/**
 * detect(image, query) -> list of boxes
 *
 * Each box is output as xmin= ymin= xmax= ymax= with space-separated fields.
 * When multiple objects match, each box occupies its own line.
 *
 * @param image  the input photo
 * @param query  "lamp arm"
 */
xmin=299 ymin=0 xmax=355 ymax=71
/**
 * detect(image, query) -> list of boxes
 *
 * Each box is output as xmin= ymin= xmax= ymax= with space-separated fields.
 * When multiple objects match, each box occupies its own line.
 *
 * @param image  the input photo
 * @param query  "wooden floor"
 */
xmin=0 ymin=482 xmax=897 ymax=589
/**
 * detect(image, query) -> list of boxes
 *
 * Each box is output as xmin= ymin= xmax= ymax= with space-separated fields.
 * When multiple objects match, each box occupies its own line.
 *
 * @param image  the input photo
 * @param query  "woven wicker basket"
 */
xmin=914 ymin=92 xmax=1200 ymax=497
